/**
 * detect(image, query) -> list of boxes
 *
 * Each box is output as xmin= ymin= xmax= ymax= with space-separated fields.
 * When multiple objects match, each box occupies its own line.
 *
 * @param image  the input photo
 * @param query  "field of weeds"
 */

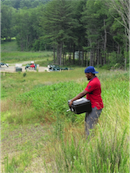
xmin=1 ymin=41 xmax=129 ymax=173
xmin=1 ymin=67 xmax=129 ymax=173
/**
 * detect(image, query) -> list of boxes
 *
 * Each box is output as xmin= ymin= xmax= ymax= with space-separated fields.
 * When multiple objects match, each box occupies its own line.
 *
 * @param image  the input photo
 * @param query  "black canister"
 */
xmin=68 ymin=97 xmax=92 ymax=114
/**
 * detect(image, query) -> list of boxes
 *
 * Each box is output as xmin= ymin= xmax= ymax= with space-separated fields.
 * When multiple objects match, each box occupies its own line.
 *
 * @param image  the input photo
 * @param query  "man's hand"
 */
xmin=69 ymin=90 xmax=88 ymax=107
xmin=69 ymin=100 xmax=73 ymax=107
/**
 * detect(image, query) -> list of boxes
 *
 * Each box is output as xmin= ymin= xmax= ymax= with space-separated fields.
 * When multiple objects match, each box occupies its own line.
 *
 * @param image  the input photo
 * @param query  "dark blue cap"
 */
xmin=84 ymin=66 xmax=98 ymax=74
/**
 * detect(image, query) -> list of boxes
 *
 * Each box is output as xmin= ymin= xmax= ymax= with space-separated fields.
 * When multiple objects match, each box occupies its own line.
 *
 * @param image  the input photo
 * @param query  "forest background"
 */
xmin=1 ymin=0 xmax=129 ymax=70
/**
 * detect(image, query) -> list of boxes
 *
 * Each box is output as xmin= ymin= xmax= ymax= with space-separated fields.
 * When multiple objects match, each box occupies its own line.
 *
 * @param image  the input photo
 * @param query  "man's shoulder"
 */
xmin=91 ymin=77 xmax=100 ymax=85
xmin=91 ymin=76 xmax=99 ymax=82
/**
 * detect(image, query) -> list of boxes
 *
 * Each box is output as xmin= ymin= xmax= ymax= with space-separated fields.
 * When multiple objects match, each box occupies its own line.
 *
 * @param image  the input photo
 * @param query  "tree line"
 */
xmin=1 ymin=0 xmax=129 ymax=69
xmin=1 ymin=0 xmax=51 ymax=9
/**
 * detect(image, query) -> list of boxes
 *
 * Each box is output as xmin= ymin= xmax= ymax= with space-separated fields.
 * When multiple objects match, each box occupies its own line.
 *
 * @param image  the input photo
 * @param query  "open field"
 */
xmin=1 ymin=41 xmax=129 ymax=173
xmin=1 ymin=40 xmax=53 ymax=67
xmin=1 ymin=51 xmax=53 ymax=64
xmin=1 ymin=68 xmax=129 ymax=173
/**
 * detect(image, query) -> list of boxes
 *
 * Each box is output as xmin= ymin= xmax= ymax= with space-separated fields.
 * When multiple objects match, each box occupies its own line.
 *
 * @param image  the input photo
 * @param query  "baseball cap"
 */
xmin=84 ymin=66 xmax=98 ymax=74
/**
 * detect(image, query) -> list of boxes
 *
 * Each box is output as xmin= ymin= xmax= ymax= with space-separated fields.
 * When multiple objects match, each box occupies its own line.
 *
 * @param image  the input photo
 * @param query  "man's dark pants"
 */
xmin=85 ymin=107 xmax=102 ymax=136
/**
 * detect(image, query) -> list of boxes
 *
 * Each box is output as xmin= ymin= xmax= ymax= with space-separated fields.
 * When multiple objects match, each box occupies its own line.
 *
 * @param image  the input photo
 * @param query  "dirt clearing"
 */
xmin=0 ymin=66 xmax=49 ymax=73
xmin=1 ymin=124 xmax=51 ymax=172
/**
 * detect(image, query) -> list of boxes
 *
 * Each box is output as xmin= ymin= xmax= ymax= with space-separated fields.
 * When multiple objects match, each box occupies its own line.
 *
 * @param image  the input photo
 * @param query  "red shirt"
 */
xmin=85 ymin=76 xmax=104 ymax=110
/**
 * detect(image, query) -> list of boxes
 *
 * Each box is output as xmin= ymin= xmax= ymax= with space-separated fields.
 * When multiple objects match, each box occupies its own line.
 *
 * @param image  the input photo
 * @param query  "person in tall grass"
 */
xmin=69 ymin=66 xmax=104 ymax=137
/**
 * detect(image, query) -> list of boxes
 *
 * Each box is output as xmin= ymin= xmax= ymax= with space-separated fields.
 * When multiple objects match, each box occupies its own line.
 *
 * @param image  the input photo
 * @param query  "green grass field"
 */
xmin=1 ymin=40 xmax=53 ymax=65
xmin=1 ymin=41 xmax=129 ymax=173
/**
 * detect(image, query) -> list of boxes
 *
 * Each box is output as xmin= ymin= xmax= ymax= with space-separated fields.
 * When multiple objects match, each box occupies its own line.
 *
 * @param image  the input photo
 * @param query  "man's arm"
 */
xmin=69 ymin=90 xmax=89 ymax=107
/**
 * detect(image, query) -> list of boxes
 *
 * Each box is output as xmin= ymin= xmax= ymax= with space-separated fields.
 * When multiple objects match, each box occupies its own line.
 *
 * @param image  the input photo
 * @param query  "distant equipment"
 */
xmin=25 ymin=61 xmax=38 ymax=70
xmin=48 ymin=65 xmax=68 ymax=71
xmin=15 ymin=67 xmax=22 ymax=72
xmin=0 ymin=62 xmax=9 ymax=67
xmin=15 ymin=64 xmax=22 ymax=72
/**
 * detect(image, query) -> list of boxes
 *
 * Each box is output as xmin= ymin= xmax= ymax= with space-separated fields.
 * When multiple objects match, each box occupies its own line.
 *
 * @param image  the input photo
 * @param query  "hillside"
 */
xmin=1 ymin=65 xmax=129 ymax=172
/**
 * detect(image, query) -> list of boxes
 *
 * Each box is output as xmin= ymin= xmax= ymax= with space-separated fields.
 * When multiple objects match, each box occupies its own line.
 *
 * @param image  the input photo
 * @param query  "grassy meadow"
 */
xmin=1 ymin=40 xmax=53 ymax=66
xmin=1 ymin=41 xmax=129 ymax=173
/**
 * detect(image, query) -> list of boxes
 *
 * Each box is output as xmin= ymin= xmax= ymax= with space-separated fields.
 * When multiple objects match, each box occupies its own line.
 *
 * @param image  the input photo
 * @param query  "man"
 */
xmin=69 ymin=66 xmax=104 ymax=137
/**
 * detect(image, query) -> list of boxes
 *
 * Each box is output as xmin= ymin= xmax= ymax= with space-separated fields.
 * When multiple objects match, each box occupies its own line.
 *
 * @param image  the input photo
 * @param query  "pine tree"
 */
xmin=40 ymin=0 xmax=77 ymax=65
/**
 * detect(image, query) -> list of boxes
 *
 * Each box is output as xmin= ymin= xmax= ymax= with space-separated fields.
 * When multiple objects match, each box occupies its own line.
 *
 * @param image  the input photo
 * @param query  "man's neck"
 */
xmin=90 ymin=75 xmax=96 ymax=81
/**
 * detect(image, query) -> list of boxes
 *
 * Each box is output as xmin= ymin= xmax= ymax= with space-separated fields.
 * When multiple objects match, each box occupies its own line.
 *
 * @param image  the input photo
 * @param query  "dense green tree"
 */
xmin=15 ymin=7 xmax=39 ymax=50
xmin=41 ymin=0 xmax=78 ymax=65
xmin=81 ymin=0 xmax=127 ymax=67
xmin=1 ymin=0 xmax=128 ymax=69
xmin=2 ymin=0 xmax=52 ymax=9
xmin=20 ymin=0 xmax=33 ymax=9
xmin=1 ymin=0 xmax=22 ymax=9
xmin=108 ymin=0 xmax=130 ymax=69
xmin=82 ymin=0 xmax=105 ymax=66
xmin=106 ymin=0 xmax=129 ymax=41
xmin=68 ymin=0 xmax=87 ymax=66
xmin=1 ymin=5 xmax=16 ymax=40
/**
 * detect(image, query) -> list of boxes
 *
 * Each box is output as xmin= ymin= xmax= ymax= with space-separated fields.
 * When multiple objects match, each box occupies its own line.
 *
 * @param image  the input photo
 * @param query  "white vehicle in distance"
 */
xmin=0 ymin=62 xmax=9 ymax=67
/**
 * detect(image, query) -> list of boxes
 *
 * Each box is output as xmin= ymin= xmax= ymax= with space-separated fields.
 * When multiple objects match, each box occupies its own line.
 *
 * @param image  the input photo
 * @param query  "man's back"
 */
xmin=85 ymin=76 xmax=104 ymax=110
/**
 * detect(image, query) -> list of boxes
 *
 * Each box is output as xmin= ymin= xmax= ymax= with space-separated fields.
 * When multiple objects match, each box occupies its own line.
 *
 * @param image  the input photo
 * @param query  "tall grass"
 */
xmin=50 ymin=125 xmax=128 ymax=173
xmin=1 ymin=40 xmax=18 ymax=52
xmin=4 ymin=151 xmax=32 ymax=173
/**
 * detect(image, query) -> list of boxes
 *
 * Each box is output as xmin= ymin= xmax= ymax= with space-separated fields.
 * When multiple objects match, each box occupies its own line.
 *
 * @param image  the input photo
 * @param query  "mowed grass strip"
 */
xmin=1 ymin=40 xmax=53 ymax=63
